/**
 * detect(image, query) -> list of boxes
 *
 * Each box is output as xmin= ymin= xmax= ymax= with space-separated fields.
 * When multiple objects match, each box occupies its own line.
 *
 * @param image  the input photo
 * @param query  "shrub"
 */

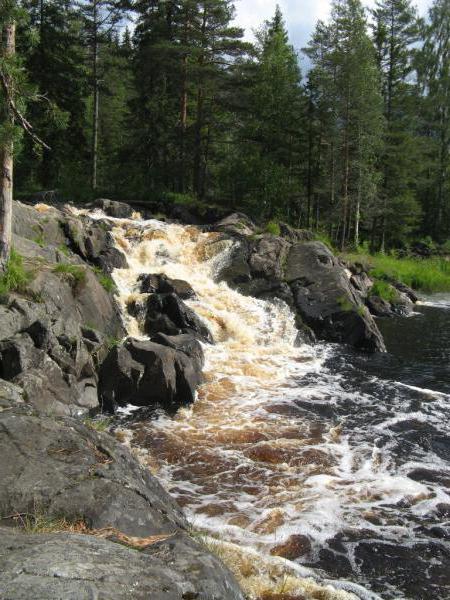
xmin=369 ymin=279 xmax=399 ymax=303
xmin=0 ymin=250 xmax=32 ymax=297
xmin=265 ymin=221 xmax=281 ymax=236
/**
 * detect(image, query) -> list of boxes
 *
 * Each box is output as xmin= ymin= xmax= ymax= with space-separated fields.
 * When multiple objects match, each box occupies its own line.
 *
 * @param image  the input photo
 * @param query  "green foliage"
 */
xmin=315 ymin=231 xmax=335 ymax=251
xmin=33 ymin=233 xmax=45 ymax=247
xmin=344 ymin=252 xmax=450 ymax=292
xmin=369 ymin=279 xmax=400 ymax=302
xmin=337 ymin=295 xmax=354 ymax=312
xmin=92 ymin=266 xmax=116 ymax=293
xmin=265 ymin=221 xmax=281 ymax=236
xmin=0 ymin=250 xmax=33 ymax=298
xmin=53 ymin=263 xmax=86 ymax=284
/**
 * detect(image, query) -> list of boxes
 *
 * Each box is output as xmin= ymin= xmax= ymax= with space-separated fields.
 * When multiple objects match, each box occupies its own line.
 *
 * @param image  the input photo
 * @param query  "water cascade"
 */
xmin=84 ymin=210 xmax=450 ymax=600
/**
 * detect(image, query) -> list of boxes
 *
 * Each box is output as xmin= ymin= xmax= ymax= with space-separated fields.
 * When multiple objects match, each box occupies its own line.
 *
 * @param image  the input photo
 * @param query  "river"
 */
xmin=88 ymin=212 xmax=449 ymax=600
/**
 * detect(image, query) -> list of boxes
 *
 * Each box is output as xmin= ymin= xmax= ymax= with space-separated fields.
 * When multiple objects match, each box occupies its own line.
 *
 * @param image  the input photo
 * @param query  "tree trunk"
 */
xmin=0 ymin=21 xmax=15 ymax=271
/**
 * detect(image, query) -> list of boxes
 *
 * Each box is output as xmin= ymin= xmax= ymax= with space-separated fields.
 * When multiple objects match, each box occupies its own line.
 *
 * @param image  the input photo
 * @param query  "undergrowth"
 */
xmin=0 ymin=250 xmax=33 ymax=297
xmin=343 ymin=252 xmax=450 ymax=293
xmin=369 ymin=279 xmax=400 ymax=302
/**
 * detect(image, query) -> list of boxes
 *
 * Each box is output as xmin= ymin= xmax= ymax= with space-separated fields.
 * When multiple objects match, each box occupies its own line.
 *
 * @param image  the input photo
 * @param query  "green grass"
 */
xmin=58 ymin=244 xmax=70 ymax=257
xmin=369 ymin=279 xmax=400 ymax=302
xmin=0 ymin=250 xmax=33 ymax=297
xmin=314 ymin=231 xmax=335 ymax=251
xmin=83 ymin=416 xmax=113 ymax=432
xmin=343 ymin=253 xmax=450 ymax=293
xmin=265 ymin=220 xmax=281 ymax=236
xmin=33 ymin=233 xmax=45 ymax=247
xmin=92 ymin=266 xmax=116 ymax=293
xmin=53 ymin=262 xmax=86 ymax=284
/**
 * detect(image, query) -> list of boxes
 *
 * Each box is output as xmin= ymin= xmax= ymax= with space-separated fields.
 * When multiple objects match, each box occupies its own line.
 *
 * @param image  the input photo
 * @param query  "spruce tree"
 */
xmin=417 ymin=0 xmax=450 ymax=241
xmin=372 ymin=0 xmax=422 ymax=249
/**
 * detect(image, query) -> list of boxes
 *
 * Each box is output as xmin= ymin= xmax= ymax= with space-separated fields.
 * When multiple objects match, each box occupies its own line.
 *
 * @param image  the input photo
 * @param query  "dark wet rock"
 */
xmin=353 ymin=540 xmax=450 ymax=599
xmin=64 ymin=215 xmax=128 ymax=272
xmin=144 ymin=293 xmax=213 ymax=343
xmin=139 ymin=273 xmax=196 ymax=299
xmin=0 ymin=528 xmax=244 ymax=600
xmin=286 ymin=242 xmax=386 ymax=352
xmin=151 ymin=333 xmax=205 ymax=370
xmin=214 ymin=212 xmax=256 ymax=237
xmin=391 ymin=280 xmax=418 ymax=303
xmin=0 ymin=407 xmax=186 ymax=535
xmin=97 ymin=198 xmax=133 ymax=219
xmin=408 ymin=468 xmax=450 ymax=487
xmin=366 ymin=295 xmax=393 ymax=318
xmin=99 ymin=337 xmax=203 ymax=413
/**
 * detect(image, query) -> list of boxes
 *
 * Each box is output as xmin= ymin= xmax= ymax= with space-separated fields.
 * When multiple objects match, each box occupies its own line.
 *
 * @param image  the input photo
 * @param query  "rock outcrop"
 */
xmin=216 ymin=218 xmax=386 ymax=352
xmin=0 ymin=528 xmax=244 ymax=600
xmin=99 ymin=337 xmax=204 ymax=413
xmin=0 ymin=405 xmax=243 ymax=600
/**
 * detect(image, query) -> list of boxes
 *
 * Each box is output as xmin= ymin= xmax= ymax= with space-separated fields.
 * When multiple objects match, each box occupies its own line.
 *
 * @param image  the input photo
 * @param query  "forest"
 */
xmin=1 ymin=0 xmax=450 ymax=252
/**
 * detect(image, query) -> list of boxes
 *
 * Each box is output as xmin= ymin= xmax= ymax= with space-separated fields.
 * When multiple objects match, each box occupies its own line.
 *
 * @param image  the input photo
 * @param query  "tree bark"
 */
xmin=0 ymin=21 xmax=15 ymax=271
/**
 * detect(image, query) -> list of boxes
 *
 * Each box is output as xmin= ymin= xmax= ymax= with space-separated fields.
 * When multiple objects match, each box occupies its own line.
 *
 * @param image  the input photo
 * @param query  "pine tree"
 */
xmin=305 ymin=0 xmax=384 ymax=249
xmin=18 ymin=0 xmax=88 ymax=196
xmin=77 ymin=0 xmax=126 ymax=191
xmin=372 ymin=0 xmax=422 ymax=249
xmin=417 ymin=0 xmax=450 ymax=241
xmin=227 ymin=6 xmax=305 ymax=221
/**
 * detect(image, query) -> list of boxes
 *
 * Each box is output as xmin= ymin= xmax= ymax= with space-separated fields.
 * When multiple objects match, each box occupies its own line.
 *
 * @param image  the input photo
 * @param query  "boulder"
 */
xmin=99 ymin=337 xmax=203 ymax=413
xmin=366 ymin=295 xmax=394 ymax=318
xmin=285 ymin=242 xmax=386 ymax=352
xmin=64 ymin=215 xmax=128 ymax=272
xmin=278 ymin=223 xmax=315 ymax=243
xmin=97 ymin=198 xmax=133 ymax=219
xmin=249 ymin=235 xmax=290 ymax=280
xmin=143 ymin=293 xmax=213 ymax=343
xmin=151 ymin=332 xmax=205 ymax=371
xmin=138 ymin=273 xmax=196 ymax=299
xmin=0 ymin=529 xmax=244 ymax=600
xmin=214 ymin=212 xmax=256 ymax=237
xmin=0 ymin=407 xmax=186 ymax=536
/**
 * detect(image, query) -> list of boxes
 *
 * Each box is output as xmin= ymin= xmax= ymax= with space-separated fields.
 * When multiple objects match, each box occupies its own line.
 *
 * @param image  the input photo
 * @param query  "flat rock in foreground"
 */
xmin=0 ymin=528 xmax=244 ymax=600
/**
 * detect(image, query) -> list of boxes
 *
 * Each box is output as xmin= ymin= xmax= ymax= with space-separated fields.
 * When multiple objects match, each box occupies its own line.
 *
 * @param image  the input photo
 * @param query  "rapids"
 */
xmin=85 ymin=210 xmax=449 ymax=600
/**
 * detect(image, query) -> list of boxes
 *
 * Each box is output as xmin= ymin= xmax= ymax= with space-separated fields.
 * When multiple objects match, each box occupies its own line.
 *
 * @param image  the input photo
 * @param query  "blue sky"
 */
xmin=234 ymin=0 xmax=433 ymax=52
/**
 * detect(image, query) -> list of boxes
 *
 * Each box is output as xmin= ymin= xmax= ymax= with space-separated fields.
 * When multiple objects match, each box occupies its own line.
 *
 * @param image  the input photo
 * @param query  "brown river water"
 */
xmin=78 ymin=210 xmax=450 ymax=600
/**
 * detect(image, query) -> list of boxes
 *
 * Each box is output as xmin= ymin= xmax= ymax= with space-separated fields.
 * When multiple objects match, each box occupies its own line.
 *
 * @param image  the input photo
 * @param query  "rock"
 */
xmin=12 ymin=201 xmax=66 ymax=247
xmin=0 ymin=407 xmax=186 ymax=536
xmin=214 ymin=212 xmax=256 ymax=237
xmin=350 ymin=271 xmax=373 ymax=297
xmin=0 ymin=529 xmax=244 ymax=600
xmin=249 ymin=235 xmax=290 ymax=280
xmin=64 ymin=215 xmax=128 ymax=272
xmin=279 ymin=223 xmax=315 ymax=243
xmin=97 ymin=198 xmax=133 ymax=219
xmin=144 ymin=293 xmax=213 ymax=343
xmin=139 ymin=273 xmax=196 ymax=299
xmin=0 ymin=379 xmax=25 ymax=410
xmin=366 ymin=295 xmax=393 ymax=318
xmin=0 ymin=333 xmax=44 ymax=380
xmin=99 ymin=337 xmax=203 ymax=412
xmin=151 ymin=332 xmax=205 ymax=370
xmin=285 ymin=242 xmax=386 ymax=352
xmin=270 ymin=534 xmax=312 ymax=560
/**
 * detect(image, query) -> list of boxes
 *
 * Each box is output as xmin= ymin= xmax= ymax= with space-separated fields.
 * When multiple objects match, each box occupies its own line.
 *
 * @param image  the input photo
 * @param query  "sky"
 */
xmin=234 ymin=0 xmax=433 ymax=53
